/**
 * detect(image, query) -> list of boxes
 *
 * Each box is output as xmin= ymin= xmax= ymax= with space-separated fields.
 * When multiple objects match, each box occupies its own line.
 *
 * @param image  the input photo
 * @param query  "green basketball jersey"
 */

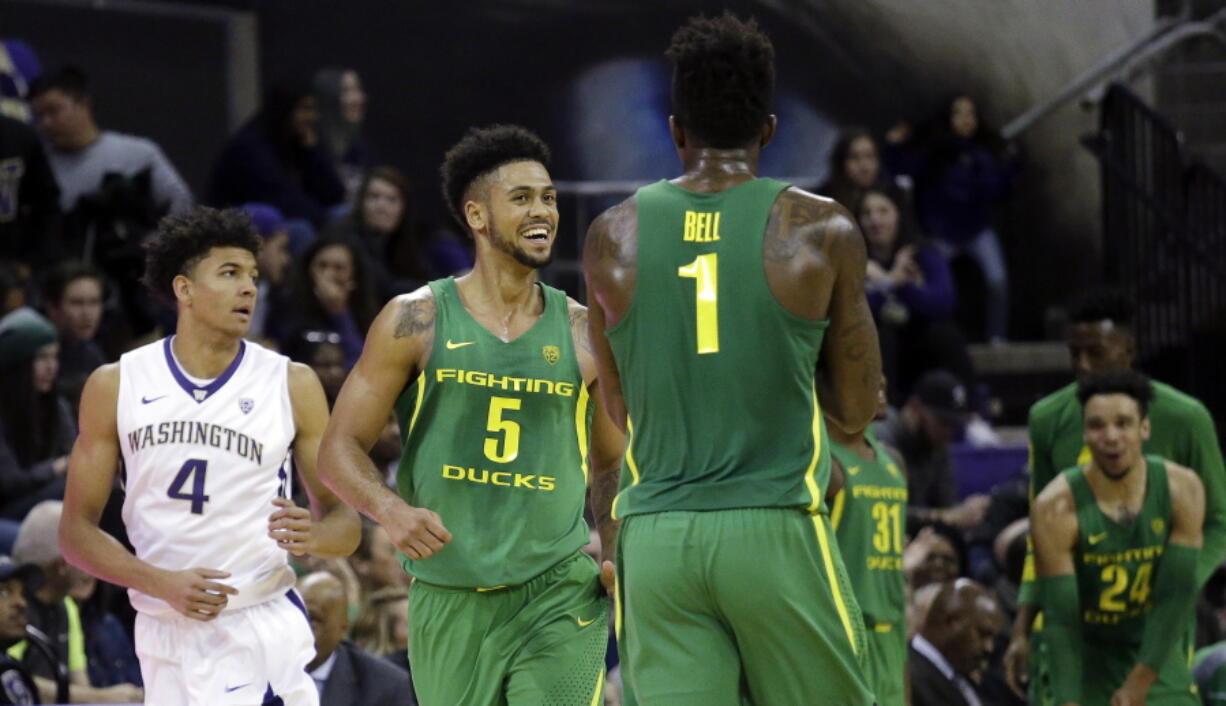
xmin=606 ymin=178 xmax=830 ymax=519
xmin=1067 ymin=456 xmax=1171 ymax=644
xmin=830 ymin=432 xmax=908 ymax=630
xmin=1063 ymin=456 xmax=1197 ymax=703
xmin=394 ymin=278 xmax=591 ymax=588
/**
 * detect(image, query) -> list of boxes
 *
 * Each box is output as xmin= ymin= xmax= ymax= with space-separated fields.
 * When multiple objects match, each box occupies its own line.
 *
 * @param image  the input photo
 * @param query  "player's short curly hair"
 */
xmin=1077 ymin=369 xmax=1154 ymax=418
xmin=439 ymin=124 xmax=551 ymax=232
xmin=1068 ymin=288 xmax=1134 ymax=330
xmin=142 ymin=206 xmax=262 ymax=307
xmin=667 ymin=12 xmax=775 ymax=149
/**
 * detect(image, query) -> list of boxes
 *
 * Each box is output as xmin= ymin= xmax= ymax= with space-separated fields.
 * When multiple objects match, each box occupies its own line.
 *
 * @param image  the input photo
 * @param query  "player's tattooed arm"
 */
xmin=568 ymin=302 xmax=593 ymax=356
xmin=584 ymin=198 xmax=637 ymax=273
xmin=819 ymin=211 xmax=883 ymax=435
xmin=587 ymin=381 xmax=626 ymax=594
xmin=763 ymin=194 xmax=831 ymax=262
xmin=582 ymin=201 xmax=635 ymax=431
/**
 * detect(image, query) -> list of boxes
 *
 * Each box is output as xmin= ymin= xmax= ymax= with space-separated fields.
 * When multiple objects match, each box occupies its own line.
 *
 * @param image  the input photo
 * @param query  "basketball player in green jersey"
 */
xmin=583 ymin=13 xmax=882 ymax=705
xmin=827 ymin=387 xmax=909 ymax=706
xmin=317 ymin=125 xmax=624 ymax=705
xmin=1032 ymin=370 xmax=1204 ymax=706
xmin=1008 ymin=290 xmax=1225 ymax=701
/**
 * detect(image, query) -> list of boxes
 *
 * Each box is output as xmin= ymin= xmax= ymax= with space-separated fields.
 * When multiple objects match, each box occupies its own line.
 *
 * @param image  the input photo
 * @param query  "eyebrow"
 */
xmin=506 ymin=184 xmax=556 ymax=192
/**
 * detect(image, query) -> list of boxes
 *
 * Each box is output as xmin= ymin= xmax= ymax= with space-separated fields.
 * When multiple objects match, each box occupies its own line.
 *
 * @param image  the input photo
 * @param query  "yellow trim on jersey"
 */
xmin=812 ymin=514 xmax=859 ymax=655
xmin=613 ymin=572 xmax=624 ymax=640
xmin=802 ymin=385 xmax=826 ymax=512
xmin=610 ymin=415 xmax=641 ymax=521
xmin=408 ymin=372 xmax=426 ymax=433
xmin=831 ymin=488 xmax=847 ymax=529
xmin=589 ymin=669 xmax=606 ymax=706
xmin=575 ymin=383 xmax=591 ymax=483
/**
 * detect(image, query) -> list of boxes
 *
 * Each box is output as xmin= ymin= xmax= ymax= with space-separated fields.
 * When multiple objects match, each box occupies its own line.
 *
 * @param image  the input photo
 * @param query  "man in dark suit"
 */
xmin=299 ymin=571 xmax=413 ymax=706
xmin=910 ymin=578 xmax=1002 ymax=706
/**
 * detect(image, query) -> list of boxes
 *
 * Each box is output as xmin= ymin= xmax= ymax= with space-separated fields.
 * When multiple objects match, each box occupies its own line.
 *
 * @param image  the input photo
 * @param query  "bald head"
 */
xmin=920 ymin=579 xmax=1002 ymax=677
xmin=298 ymin=571 xmax=348 ymax=670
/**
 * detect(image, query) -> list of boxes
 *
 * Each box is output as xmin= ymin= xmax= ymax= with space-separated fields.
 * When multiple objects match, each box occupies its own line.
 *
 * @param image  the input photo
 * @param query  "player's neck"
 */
xmin=455 ymin=259 xmax=543 ymax=340
xmin=675 ymin=147 xmax=760 ymax=192
xmin=1086 ymin=456 xmax=1147 ymax=507
xmin=172 ymin=318 xmax=243 ymax=379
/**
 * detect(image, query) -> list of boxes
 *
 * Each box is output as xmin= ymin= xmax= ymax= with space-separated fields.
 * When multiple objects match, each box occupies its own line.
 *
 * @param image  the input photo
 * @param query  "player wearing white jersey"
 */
xmin=59 ymin=207 xmax=360 ymax=706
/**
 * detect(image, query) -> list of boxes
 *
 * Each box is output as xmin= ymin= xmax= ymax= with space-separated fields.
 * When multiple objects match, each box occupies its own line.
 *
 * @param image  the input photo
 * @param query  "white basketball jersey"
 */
xmin=117 ymin=337 xmax=297 ymax=615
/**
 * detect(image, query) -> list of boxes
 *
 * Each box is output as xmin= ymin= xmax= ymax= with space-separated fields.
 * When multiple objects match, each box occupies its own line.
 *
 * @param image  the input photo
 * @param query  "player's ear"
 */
xmin=464 ymin=199 xmax=486 ymax=234
xmin=760 ymin=115 xmax=777 ymax=148
xmin=172 ymin=274 xmax=192 ymax=304
xmin=668 ymin=115 xmax=685 ymax=149
xmin=1139 ymin=415 xmax=1151 ymax=442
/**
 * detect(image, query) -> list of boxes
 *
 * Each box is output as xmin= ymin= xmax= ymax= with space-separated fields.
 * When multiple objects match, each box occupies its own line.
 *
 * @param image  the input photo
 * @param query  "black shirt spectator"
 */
xmin=0 ymin=114 xmax=61 ymax=268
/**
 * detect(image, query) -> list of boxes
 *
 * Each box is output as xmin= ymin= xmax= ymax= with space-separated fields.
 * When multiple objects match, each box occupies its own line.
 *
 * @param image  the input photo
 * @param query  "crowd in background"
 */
xmin=0 ymin=46 xmax=1221 ymax=706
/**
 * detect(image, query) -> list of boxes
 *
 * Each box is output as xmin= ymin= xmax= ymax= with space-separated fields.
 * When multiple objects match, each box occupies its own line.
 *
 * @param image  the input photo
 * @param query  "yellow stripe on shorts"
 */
xmin=589 ymin=669 xmax=606 ymax=706
xmin=812 ymin=514 xmax=858 ymax=655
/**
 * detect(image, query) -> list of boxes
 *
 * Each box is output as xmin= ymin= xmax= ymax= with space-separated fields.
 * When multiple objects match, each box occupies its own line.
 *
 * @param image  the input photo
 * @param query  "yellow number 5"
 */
xmin=678 ymin=253 xmax=719 ymax=354
xmin=484 ymin=397 xmax=522 ymax=463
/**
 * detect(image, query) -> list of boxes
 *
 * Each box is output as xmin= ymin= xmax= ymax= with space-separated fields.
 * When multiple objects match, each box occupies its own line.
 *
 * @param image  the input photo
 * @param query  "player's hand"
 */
xmin=153 ymin=568 xmax=238 ymax=621
xmin=1003 ymin=632 xmax=1029 ymax=698
xmin=1111 ymin=665 xmax=1156 ymax=706
xmin=268 ymin=497 xmax=314 ymax=556
xmin=385 ymin=505 xmax=452 ymax=560
xmin=599 ymin=560 xmax=616 ymax=596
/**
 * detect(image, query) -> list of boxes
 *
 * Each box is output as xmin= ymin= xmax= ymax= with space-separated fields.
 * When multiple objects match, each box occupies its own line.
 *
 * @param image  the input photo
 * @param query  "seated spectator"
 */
xmin=874 ymin=370 xmax=989 ymax=531
xmin=271 ymin=236 xmax=376 ymax=368
xmin=324 ymin=166 xmax=472 ymax=300
xmin=287 ymin=331 xmax=346 ymax=408
xmin=817 ymin=127 xmax=906 ymax=212
xmin=855 ymin=187 xmax=975 ymax=404
xmin=905 ymin=524 xmax=966 ymax=592
xmin=65 ymin=575 xmax=139 ymax=691
xmin=28 ymin=66 xmax=191 ymax=222
xmin=0 ymin=555 xmax=39 ymax=705
xmin=0 ymin=113 xmax=62 ymax=267
xmin=350 ymin=586 xmax=410 ymax=674
xmin=349 ymin=521 xmax=410 ymax=598
xmin=313 ymin=68 xmax=373 ymax=201
xmin=884 ymin=95 xmax=1020 ymax=342
xmin=10 ymin=502 xmax=141 ymax=703
xmin=299 ymin=572 xmax=413 ymax=706
xmin=238 ymin=203 xmax=293 ymax=343
xmin=209 ymin=78 xmax=344 ymax=229
xmin=0 ymin=309 xmax=74 ymax=521
xmin=910 ymin=579 xmax=1003 ymax=706
xmin=39 ymin=262 xmax=105 ymax=414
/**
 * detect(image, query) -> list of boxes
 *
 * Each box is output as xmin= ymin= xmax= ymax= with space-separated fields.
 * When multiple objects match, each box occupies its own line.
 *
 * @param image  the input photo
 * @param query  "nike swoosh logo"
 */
xmin=141 ymin=395 xmax=167 ymax=404
xmin=224 ymin=683 xmax=250 ymax=693
xmin=446 ymin=340 xmax=476 ymax=349
xmin=576 ymin=616 xmax=598 ymax=627
xmin=847 ymin=466 xmax=861 ymax=476
xmin=1088 ymin=532 xmax=1109 ymax=545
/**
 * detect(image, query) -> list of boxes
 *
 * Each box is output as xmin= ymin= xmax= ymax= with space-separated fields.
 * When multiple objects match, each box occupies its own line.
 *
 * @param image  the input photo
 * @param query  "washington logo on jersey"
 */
xmin=240 ymin=398 xmax=254 ymax=414
xmin=127 ymin=420 xmax=265 ymax=464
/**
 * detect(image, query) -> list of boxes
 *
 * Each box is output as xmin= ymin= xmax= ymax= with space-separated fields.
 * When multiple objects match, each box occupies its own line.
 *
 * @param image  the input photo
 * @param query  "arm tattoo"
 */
xmin=764 ymin=197 xmax=829 ymax=262
xmin=590 ymin=461 xmax=621 ymax=555
xmin=589 ymin=203 xmax=636 ymax=269
xmin=394 ymin=299 xmax=435 ymax=339
xmin=570 ymin=307 xmax=593 ymax=355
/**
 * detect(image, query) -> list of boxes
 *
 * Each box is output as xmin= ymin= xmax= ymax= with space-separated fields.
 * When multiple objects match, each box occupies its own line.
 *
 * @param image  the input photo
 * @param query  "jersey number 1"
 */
xmin=167 ymin=459 xmax=209 ymax=514
xmin=678 ymin=253 xmax=719 ymax=354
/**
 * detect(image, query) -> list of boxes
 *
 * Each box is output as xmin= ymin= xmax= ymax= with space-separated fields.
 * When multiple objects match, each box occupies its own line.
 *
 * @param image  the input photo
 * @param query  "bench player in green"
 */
xmin=1032 ymin=370 xmax=1204 ymax=706
xmin=317 ymin=125 xmax=624 ymax=705
xmin=1008 ymin=290 xmax=1225 ymax=702
xmin=583 ymin=13 xmax=882 ymax=705
xmin=827 ymin=384 xmax=908 ymax=706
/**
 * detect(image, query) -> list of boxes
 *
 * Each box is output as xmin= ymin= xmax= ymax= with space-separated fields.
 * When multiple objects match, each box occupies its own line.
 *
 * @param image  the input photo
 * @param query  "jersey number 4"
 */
xmin=167 ymin=459 xmax=209 ymax=514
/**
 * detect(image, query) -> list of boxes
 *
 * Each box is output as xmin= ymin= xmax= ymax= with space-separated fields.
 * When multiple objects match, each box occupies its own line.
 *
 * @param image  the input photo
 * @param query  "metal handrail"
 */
xmin=1001 ymin=3 xmax=1226 ymax=139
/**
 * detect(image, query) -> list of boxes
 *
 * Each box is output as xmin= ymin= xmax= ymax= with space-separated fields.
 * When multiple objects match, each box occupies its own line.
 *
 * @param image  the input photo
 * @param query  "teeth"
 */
xmin=523 ymin=227 xmax=549 ymax=238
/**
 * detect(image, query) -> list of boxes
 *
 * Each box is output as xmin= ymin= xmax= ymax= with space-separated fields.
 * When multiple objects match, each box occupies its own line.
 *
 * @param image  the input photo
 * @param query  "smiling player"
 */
xmin=318 ymin=124 xmax=624 ymax=705
xmin=59 ymin=206 xmax=360 ymax=706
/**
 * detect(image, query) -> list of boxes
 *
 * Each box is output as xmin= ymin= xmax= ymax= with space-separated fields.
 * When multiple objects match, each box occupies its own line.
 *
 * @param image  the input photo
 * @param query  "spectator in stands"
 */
xmin=64 ymin=573 xmax=139 ymax=692
xmin=874 ymin=369 xmax=990 ymax=531
xmin=855 ymin=186 xmax=975 ymax=405
xmin=239 ymin=203 xmax=293 ymax=343
xmin=272 ymin=236 xmax=376 ymax=369
xmin=299 ymin=571 xmax=413 ymax=706
xmin=0 ymin=309 xmax=74 ymax=521
xmin=10 ymin=502 xmax=141 ymax=703
xmin=910 ymin=579 xmax=1003 ymax=706
xmin=39 ymin=262 xmax=105 ymax=414
xmin=0 ymin=556 xmax=39 ymax=705
xmin=884 ymin=95 xmax=1019 ymax=342
xmin=324 ymin=166 xmax=472 ymax=300
xmin=351 ymin=586 xmax=412 ymax=677
xmin=0 ymin=262 xmax=28 ymax=322
xmin=818 ymin=127 xmax=905 ymax=212
xmin=28 ymin=66 xmax=192 ymax=220
xmin=209 ymin=78 xmax=345 ymax=229
xmin=313 ymin=68 xmax=373 ymax=202
xmin=0 ymin=113 xmax=62 ymax=268
xmin=905 ymin=524 xmax=966 ymax=591
xmin=287 ymin=331 xmax=347 ymax=408
xmin=350 ymin=521 xmax=410 ymax=598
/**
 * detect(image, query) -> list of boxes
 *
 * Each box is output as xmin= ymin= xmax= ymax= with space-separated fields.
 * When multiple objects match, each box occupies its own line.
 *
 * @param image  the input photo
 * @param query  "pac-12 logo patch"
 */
xmin=542 ymin=345 xmax=560 ymax=365
xmin=1151 ymin=518 xmax=1165 ymax=535
xmin=239 ymin=398 xmax=254 ymax=414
